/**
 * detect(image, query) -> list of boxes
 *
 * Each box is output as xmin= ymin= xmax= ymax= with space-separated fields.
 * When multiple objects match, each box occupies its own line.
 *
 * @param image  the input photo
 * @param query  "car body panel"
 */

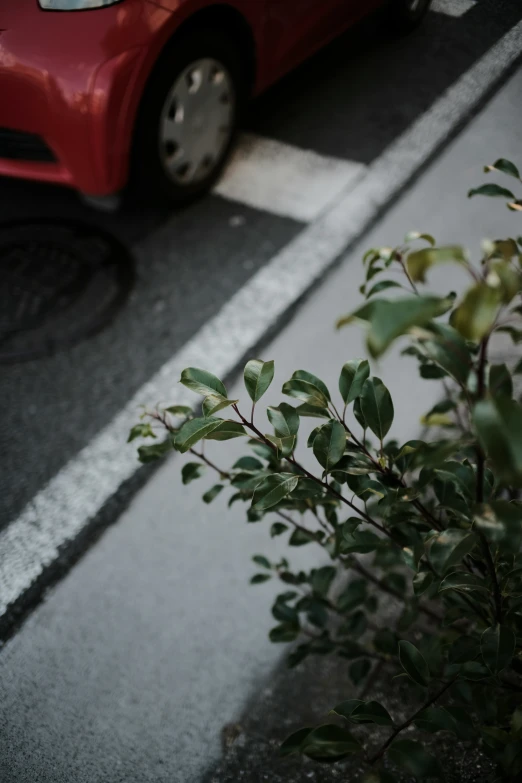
xmin=0 ymin=0 xmax=385 ymax=195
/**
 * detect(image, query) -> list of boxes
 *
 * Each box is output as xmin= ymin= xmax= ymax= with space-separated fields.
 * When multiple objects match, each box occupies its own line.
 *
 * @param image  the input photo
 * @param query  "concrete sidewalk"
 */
xmin=0 ymin=67 xmax=521 ymax=783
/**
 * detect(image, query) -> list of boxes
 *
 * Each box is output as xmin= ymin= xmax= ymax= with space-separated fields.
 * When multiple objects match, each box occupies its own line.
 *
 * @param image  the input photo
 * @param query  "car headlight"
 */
xmin=39 ymin=0 xmax=122 ymax=9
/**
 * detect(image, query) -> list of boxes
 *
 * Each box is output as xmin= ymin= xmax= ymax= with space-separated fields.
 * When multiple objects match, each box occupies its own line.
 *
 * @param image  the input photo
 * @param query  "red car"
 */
xmin=0 ymin=0 xmax=430 ymax=205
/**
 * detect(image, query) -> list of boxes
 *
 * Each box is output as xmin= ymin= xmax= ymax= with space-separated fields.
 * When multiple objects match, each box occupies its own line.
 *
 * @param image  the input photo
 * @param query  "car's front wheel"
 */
xmin=131 ymin=30 xmax=245 ymax=206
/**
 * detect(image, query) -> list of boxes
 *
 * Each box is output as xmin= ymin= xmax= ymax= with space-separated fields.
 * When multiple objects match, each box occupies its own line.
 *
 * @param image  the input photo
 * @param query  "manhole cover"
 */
xmin=0 ymin=220 xmax=135 ymax=363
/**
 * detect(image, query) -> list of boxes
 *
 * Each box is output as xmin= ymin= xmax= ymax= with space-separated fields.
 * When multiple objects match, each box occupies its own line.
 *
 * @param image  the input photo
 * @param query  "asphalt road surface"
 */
xmin=0 ymin=54 xmax=521 ymax=783
xmin=1 ymin=0 xmax=520 ymax=531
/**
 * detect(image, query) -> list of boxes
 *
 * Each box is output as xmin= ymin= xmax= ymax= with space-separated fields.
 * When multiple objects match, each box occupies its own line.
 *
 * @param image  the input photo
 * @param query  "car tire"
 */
xmin=387 ymin=0 xmax=432 ymax=34
xmin=130 ymin=29 xmax=247 ymax=207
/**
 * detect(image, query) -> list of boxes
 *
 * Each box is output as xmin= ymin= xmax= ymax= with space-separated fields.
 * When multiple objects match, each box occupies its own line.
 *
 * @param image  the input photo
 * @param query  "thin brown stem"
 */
xmin=189 ymin=448 xmax=230 ymax=479
xmin=475 ymin=337 xmax=502 ymax=624
xmin=351 ymin=558 xmax=442 ymax=624
xmin=275 ymin=510 xmax=322 ymax=541
xmin=397 ymin=253 xmax=419 ymax=295
xmin=369 ymin=676 xmax=458 ymax=765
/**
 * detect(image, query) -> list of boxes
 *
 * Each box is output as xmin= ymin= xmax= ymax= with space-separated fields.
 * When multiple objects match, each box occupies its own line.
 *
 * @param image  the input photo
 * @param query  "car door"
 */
xmin=264 ymin=0 xmax=360 ymax=82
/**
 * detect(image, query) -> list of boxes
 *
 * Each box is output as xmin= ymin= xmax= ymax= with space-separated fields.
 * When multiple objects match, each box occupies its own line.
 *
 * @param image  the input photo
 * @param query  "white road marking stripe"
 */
xmin=432 ymin=0 xmax=477 ymax=18
xmin=214 ymin=134 xmax=366 ymax=222
xmin=1 ymin=22 xmax=521 ymax=618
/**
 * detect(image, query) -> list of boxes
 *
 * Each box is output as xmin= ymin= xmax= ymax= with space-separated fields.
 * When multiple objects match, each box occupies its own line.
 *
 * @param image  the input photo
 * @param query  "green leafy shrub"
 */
xmin=130 ymin=159 xmax=522 ymax=781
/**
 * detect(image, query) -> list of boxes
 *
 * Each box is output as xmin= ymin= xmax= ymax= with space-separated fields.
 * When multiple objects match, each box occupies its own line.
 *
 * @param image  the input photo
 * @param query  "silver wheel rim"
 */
xmin=159 ymin=57 xmax=235 ymax=186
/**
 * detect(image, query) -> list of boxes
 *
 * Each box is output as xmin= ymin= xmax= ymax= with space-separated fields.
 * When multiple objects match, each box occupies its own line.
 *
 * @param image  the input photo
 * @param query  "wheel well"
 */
xmin=167 ymin=5 xmax=256 ymax=92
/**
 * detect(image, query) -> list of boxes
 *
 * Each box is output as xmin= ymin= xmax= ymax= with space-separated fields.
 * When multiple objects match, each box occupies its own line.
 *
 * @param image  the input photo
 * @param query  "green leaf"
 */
xmin=474 ymin=501 xmax=522 ymax=551
xmin=165 ymin=405 xmax=193 ymax=417
xmin=267 ymin=403 xmax=300 ymax=437
xmin=181 ymin=462 xmax=205 ymax=485
xmin=473 ymin=398 xmax=522 ymax=485
xmin=388 ymin=739 xmax=443 ymax=779
xmin=360 ymin=377 xmax=394 ymax=440
xmin=311 ymin=566 xmax=336 ymax=597
xmin=412 ymin=571 xmax=433 ymax=596
xmin=264 ymin=433 xmax=295 ymax=458
xmin=340 ymin=529 xmax=381 ymax=554
xmin=405 ymin=231 xmax=436 ymax=246
xmin=282 ymin=379 xmax=328 ymax=408
xmin=336 ymin=579 xmax=367 ymax=612
xmin=414 ymin=706 xmax=458 ymax=734
xmin=490 ymin=260 xmax=521 ymax=303
xmin=180 ymin=367 xmax=227 ymax=398
xmin=137 ymin=440 xmax=173 ymax=463
xmin=468 ymin=184 xmax=515 ymax=199
xmin=244 ymin=359 xmax=275 ymax=403
xmin=330 ymin=699 xmax=363 ymax=717
xmin=339 ymin=359 xmax=370 ymax=404
xmin=451 ymin=283 xmax=501 ymax=341
xmin=439 ymin=571 xmax=489 ymax=594
xmin=202 ymin=394 xmax=238 ymax=417
xmin=489 ymin=363 xmax=513 ymax=399
xmin=398 ymin=640 xmax=430 ymax=687
xmin=353 ymin=397 xmax=366 ymax=430
xmin=417 ymin=322 xmax=472 ymax=385
xmin=270 ymin=522 xmax=288 ymax=537
xmin=205 ymin=420 xmax=246 ymax=441
xmin=407 ymin=245 xmax=467 ymax=283
xmin=269 ymin=623 xmax=299 ymax=642
xmin=233 ymin=455 xmax=264 ymax=471
xmin=429 ymin=529 xmax=476 ymax=574
xmin=481 ymin=625 xmax=516 ymax=674
xmin=250 ymin=573 xmax=271 ymax=584
xmin=449 ymin=635 xmax=480 ymax=664
xmin=289 ymin=528 xmax=317 ymax=546
xmin=291 ymin=477 xmax=324 ymax=499
xmin=280 ymin=727 xmax=314 ymax=757
xmin=279 ymin=726 xmax=313 ymax=756
xmin=293 ymin=370 xmax=331 ymax=400
xmin=174 ymin=416 xmax=221 ymax=453
xmin=128 ymin=423 xmax=156 ymax=442
xmin=252 ymin=554 xmax=271 ymax=569
xmin=251 ymin=473 xmax=299 ymax=512
xmin=300 ymin=724 xmax=361 ymax=760
xmin=484 ymin=159 xmax=520 ymax=179
xmin=339 ymin=610 xmax=367 ymax=639
xmin=202 ymin=484 xmax=223 ymax=504
xmin=338 ymin=296 xmax=452 ymax=358
xmin=295 ymin=402 xmax=331 ymax=419
xmin=349 ymin=701 xmax=393 ymax=726
xmin=349 ymin=659 xmax=371 ymax=684
xmin=313 ymin=420 xmax=346 ymax=471
xmin=332 ymin=699 xmax=392 ymax=726
xmin=366 ymin=280 xmax=402 ymax=298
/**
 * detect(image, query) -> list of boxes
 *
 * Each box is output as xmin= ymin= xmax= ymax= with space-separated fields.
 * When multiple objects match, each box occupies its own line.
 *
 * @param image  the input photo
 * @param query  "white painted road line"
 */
xmin=433 ymin=0 xmax=477 ymax=18
xmin=1 ymin=22 xmax=521 ymax=618
xmin=214 ymin=133 xmax=366 ymax=222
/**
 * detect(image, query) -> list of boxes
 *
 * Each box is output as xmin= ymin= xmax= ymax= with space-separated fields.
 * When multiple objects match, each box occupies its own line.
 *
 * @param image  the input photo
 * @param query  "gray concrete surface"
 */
xmin=1 ymin=60 xmax=521 ymax=783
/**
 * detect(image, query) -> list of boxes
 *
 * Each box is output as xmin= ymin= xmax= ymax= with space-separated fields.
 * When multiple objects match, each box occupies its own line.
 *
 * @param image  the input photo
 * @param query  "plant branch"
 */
xmin=190 ymin=448 xmax=231 ymax=479
xmin=475 ymin=336 xmax=502 ymax=624
xmin=397 ymin=252 xmax=419 ymax=295
xmin=350 ymin=558 xmax=442 ymax=624
xmin=233 ymin=405 xmax=397 ymax=543
xmin=369 ymin=676 xmax=458 ymax=765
